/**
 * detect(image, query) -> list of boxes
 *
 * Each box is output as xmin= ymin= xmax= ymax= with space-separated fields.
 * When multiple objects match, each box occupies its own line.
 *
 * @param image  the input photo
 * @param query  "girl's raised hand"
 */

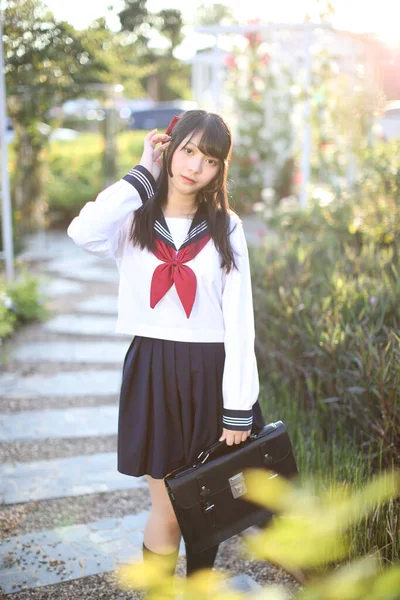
xmin=139 ymin=129 xmax=172 ymax=180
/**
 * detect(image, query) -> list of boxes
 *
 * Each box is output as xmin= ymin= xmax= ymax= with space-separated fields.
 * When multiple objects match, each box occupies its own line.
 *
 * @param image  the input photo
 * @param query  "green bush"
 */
xmin=42 ymin=130 xmax=151 ymax=227
xmin=254 ymin=141 xmax=400 ymax=466
xmin=0 ymin=271 xmax=47 ymax=342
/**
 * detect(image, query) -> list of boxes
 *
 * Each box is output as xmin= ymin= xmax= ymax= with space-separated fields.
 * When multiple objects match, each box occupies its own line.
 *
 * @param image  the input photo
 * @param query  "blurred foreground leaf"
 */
xmin=243 ymin=469 xmax=399 ymax=570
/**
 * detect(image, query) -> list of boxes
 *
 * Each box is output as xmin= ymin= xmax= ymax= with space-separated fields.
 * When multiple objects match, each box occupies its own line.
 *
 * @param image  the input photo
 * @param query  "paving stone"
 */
xmin=89 ymin=529 xmax=121 ymax=544
xmin=89 ymin=529 xmax=123 ymax=545
xmin=43 ymin=314 xmax=120 ymax=336
xmin=81 ymin=555 xmax=115 ymax=577
xmin=77 ymin=295 xmax=118 ymax=315
xmin=9 ymin=340 xmax=129 ymax=363
xmin=0 ymin=452 xmax=146 ymax=504
xmin=44 ymin=252 xmax=111 ymax=278
xmin=98 ymin=538 xmax=134 ymax=555
xmin=0 ymin=568 xmax=37 ymax=594
xmin=55 ymin=525 xmax=91 ymax=542
xmin=35 ymin=561 xmax=82 ymax=587
xmin=21 ymin=531 xmax=62 ymax=546
xmin=0 ymin=370 xmax=121 ymax=399
xmin=224 ymin=574 xmax=262 ymax=593
xmin=90 ymin=518 xmax=120 ymax=531
xmin=69 ymin=540 xmax=104 ymax=559
xmin=46 ymin=260 xmax=119 ymax=283
xmin=0 ymin=537 xmax=19 ymax=555
xmin=114 ymin=546 xmax=142 ymax=566
xmin=0 ymin=511 xmax=153 ymax=594
xmin=17 ymin=230 xmax=82 ymax=262
xmin=38 ymin=541 xmax=79 ymax=562
xmin=126 ymin=530 xmax=144 ymax=546
xmin=69 ymin=266 xmax=119 ymax=283
xmin=39 ymin=278 xmax=84 ymax=297
xmin=0 ymin=405 xmax=119 ymax=441
xmin=120 ymin=513 xmax=150 ymax=533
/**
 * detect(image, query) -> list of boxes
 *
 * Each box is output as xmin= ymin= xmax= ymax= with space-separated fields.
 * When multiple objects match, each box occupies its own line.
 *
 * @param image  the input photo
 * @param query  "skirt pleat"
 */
xmin=117 ymin=335 xmax=265 ymax=479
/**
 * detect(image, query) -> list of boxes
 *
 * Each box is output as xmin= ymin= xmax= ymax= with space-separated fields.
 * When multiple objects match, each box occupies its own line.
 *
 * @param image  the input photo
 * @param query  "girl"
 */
xmin=67 ymin=109 xmax=265 ymax=580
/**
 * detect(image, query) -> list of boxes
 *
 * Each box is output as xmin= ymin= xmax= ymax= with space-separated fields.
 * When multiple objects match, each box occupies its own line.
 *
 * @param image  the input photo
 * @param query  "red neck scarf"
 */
xmin=150 ymin=207 xmax=210 ymax=318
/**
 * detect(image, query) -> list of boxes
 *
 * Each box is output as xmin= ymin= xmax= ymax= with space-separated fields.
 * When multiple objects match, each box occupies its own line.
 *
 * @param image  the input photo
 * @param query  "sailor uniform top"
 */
xmin=67 ymin=165 xmax=260 ymax=431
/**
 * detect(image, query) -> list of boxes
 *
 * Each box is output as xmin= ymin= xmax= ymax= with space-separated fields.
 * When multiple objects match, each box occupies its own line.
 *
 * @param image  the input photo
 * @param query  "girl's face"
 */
xmin=168 ymin=130 xmax=220 ymax=196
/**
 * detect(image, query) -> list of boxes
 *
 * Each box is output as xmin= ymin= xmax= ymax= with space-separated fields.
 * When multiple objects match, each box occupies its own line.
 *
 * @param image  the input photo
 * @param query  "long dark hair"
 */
xmin=130 ymin=109 xmax=238 ymax=272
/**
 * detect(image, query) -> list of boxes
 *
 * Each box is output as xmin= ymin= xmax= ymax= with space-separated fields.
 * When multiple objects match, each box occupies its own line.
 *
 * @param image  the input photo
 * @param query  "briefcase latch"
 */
xmin=229 ymin=472 xmax=247 ymax=499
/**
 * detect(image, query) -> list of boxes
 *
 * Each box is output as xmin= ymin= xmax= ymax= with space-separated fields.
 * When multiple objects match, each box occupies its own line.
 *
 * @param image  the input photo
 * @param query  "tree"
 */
xmin=117 ymin=0 xmax=190 ymax=101
xmin=3 ymin=0 xmax=110 ymax=231
xmin=194 ymin=3 xmax=238 ymax=27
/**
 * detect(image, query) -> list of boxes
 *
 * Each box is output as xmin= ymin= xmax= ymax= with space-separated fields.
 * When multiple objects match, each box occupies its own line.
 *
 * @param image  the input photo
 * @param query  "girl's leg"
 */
xmin=144 ymin=474 xmax=181 ymax=553
xmin=143 ymin=474 xmax=219 ymax=577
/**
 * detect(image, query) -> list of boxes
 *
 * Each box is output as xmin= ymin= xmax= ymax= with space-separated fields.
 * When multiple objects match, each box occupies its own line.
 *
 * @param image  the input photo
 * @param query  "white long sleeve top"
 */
xmin=67 ymin=165 xmax=259 ymax=430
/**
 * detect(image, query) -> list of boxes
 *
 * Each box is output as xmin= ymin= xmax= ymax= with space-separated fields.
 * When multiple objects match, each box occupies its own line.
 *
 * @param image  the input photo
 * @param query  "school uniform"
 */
xmin=67 ymin=165 xmax=265 ymax=480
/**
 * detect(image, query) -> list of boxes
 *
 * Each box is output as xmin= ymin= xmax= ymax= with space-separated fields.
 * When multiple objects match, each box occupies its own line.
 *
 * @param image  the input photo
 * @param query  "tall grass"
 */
xmin=258 ymin=381 xmax=399 ymax=563
xmin=253 ymin=141 xmax=400 ymax=563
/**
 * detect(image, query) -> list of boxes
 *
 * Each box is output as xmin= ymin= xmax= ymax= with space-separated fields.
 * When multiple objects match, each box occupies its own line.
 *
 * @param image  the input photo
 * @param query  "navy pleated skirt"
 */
xmin=117 ymin=336 xmax=265 ymax=480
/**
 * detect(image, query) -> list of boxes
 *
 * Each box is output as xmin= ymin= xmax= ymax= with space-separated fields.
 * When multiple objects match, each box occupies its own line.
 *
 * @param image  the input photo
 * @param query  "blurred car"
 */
xmin=128 ymin=101 xmax=196 ymax=130
xmin=377 ymin=101 xmax=400 ymax=141
xmin=5 ymin=117 xmax=14 ymax=143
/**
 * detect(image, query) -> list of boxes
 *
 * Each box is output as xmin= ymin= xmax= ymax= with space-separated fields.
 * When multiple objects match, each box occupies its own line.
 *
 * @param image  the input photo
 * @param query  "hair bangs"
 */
xmin=192 ymin=117 xmax=231 ymax=162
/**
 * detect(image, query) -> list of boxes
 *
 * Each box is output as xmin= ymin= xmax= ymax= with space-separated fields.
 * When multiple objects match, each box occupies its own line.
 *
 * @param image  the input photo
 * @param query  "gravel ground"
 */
xmin=0 ymin=570 xmax=145 ymax=600
xmin=0 ymin=434 xmax=118 ymax=463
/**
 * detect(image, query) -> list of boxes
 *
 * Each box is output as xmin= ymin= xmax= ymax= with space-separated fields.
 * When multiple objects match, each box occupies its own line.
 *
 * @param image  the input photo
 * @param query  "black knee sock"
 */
xmin=185 ymin=543 xmax=219 ymax=576
xmin=142 ymin=542 xmax=179 ymax=577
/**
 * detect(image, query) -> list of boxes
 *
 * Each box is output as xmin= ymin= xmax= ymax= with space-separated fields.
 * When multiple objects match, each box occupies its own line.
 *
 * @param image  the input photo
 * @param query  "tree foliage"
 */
xmin=194 ymin=2 xmax=238 ymax=26
xmin=117 ymin=0 xmax=189 ymax=101
xmin=3 ymin=0 xmax=109 ymax=125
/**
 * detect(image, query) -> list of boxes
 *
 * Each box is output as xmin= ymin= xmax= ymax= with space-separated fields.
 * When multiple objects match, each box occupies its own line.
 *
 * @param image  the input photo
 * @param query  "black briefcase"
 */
xmin=164 ymin=421 xmax=299 ymax=553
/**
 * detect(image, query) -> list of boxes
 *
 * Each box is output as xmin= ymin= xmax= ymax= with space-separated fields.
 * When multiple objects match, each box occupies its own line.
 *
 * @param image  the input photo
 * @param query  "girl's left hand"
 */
xmin=140 ymin=129 xmax=171 ymax=180
xmin=219 ymin=428 xmax=251 ymax=446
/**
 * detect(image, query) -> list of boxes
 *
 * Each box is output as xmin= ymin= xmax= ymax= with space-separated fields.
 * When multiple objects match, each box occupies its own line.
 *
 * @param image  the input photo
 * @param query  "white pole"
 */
xmin=0 ymin=14 xmax=14 ymax=281
xmin=299 ymin=26 xmax=312 ymax=210
xmin=212 ymin=35 xmax=221 ymax=113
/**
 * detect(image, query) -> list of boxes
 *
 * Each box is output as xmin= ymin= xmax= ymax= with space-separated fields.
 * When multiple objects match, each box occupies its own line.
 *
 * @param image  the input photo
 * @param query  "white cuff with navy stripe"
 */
xmin=223 ymin=408 xmax=253 ymax=431
xmin=122 ymin=165 xmax=156 ymax=203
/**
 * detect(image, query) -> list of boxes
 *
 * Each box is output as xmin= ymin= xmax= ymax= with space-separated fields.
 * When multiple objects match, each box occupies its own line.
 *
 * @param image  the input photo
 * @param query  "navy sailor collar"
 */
xmin=154 ymin=202 xmax=210 ymax=252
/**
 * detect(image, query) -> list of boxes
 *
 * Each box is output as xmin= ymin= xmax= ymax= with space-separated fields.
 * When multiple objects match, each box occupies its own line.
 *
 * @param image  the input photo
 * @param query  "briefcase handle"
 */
xmin=196 ymin=422 xmax=279 ymax=467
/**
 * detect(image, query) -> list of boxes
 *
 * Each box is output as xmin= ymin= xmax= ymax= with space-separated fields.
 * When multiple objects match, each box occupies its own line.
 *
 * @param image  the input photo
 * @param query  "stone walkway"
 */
xmin=0 ymin=222 xmax=280 ymax=598
xmin=0 ymin=371 xmax=122 ymax=399
xmin=1 ymin=452 xmax=147 ymax=504
xmin=0 ymin=512 xmax=149 ymax=594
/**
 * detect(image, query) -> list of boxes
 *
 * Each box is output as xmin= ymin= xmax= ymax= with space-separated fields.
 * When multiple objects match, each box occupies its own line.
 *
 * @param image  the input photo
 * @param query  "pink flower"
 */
xmin=245 ymin=19 xmax=263 ymax=47
xmin=245 ymin=31 xmax=263 ymax=47
xmin=224 ymin=53 xmax=237 ymax=69
xmin=294 ymin=169 xmax=302 ymax=185
xmin=261 ymin=53 xmax=271 ymax=66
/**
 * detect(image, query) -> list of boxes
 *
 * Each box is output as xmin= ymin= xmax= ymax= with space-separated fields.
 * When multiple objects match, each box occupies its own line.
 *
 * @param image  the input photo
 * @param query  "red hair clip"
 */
xmin=165 ymin=115 xmax=181 ymax=136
